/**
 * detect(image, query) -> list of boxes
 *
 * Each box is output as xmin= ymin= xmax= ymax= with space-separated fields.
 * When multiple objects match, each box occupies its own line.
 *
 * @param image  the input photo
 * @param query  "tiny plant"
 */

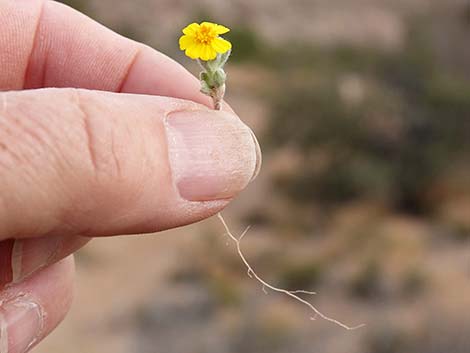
xmin=179 ymin=21 xmax=231 ymax=110
xmin=179 ymin=21 xmax=363 ymax=330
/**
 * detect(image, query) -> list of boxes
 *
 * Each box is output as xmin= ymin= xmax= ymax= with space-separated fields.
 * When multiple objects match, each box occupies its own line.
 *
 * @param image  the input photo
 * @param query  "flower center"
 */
xmin=195 ymin=25 xmax=216 ymax=44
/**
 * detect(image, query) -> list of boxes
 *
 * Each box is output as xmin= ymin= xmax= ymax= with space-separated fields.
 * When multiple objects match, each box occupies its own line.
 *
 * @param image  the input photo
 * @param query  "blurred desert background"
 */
xmin=36 ymin=0 xmax=470 ymax=352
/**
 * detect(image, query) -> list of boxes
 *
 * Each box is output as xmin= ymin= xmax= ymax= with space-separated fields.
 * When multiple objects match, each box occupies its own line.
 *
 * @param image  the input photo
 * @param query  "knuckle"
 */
xmin=72 ymin=89 xmax=125 ymax=181
xmin=71 ymin=89 xmax=152 ymax=211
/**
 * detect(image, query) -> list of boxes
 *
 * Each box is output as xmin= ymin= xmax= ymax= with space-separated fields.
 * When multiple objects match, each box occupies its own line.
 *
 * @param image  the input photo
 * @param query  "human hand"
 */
xmin=0 ymin=1 xmax=259 ymax=352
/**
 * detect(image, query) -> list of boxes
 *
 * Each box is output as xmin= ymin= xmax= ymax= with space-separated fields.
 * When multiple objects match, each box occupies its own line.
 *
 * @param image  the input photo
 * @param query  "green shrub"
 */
xmin=401 ymin=268 xmax=427 ymax=298
xmin=264 ymin=24 xmax=470 ymax=214
xmin=366 ymin=326 xmax=410 ymax=353
xmin=56 ymin=0 xmax=89 ymax=13
xmin=349 ymin=260 xmax=385 ymax=300
xmin=278 ymin=260 xmax=324 ymax=291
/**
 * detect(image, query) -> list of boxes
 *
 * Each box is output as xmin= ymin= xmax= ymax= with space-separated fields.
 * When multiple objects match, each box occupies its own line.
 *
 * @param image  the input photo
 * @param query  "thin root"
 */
xmin=217 ymin=212 xmax=365 ymax=330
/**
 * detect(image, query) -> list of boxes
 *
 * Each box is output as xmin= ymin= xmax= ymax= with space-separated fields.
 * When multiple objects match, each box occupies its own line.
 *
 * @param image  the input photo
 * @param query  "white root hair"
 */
xmin=217 ymin=212 xmax=365 ymax=330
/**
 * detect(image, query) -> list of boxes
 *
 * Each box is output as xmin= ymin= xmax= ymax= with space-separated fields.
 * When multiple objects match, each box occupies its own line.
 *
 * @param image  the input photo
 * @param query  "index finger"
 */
xmin=0 ymin=0 xmax=213 ymax=106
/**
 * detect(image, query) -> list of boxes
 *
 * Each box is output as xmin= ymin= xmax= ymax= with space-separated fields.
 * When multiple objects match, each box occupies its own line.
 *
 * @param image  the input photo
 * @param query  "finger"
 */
xmin=0 ymin=236 xmax=89 ymax=289
xmin=0 ymin=256 xmax=74 ymax=353
xmin=0 ymin=88 xmax=258 ymax=240
xmin=0 ymin=0 xmax=213 ymax=107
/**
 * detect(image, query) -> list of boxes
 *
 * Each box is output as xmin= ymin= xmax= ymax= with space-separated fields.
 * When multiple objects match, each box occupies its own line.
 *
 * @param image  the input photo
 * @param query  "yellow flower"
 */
xmin=179 ymin=22 xmax=232 ymax=61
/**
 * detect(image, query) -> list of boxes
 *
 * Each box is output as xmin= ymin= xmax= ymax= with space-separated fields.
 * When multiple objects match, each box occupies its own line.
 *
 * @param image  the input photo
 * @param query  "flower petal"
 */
xmin=185 ymin=43 xmax=201 ymax=59
xmin=182 ymin=23 xmax=200 ymax=35
xmin=200 ymin=44 xmax=217 ymax=61
xmin=200 ymin=22 xmax=216 ymax=30
xmin=179 ymin=35 xmax=194 ymax=50
xmin=211 ymin=37 xmax=232 ymax=54
xmin=215 ymin=24 xmax=230 ymax=35
xmin=199 ymin=45 xmax=209 ymax=61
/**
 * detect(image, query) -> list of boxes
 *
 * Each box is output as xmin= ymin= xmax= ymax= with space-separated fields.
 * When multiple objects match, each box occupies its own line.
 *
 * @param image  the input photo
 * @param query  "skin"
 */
xmin=0 ymin=1 xmax=259 ymax=352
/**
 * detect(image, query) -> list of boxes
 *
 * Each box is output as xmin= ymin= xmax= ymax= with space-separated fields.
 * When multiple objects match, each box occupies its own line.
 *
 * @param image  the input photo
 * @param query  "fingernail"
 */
xmin=1 ymin=237 xmax=60 ymax=288
xmin=165 ymin=110 xmax=258 ymax=201
xmin=249 ymin=128 xmax=262 ymax=182
xmin=0 ymin=298 xmax=43 ymax=353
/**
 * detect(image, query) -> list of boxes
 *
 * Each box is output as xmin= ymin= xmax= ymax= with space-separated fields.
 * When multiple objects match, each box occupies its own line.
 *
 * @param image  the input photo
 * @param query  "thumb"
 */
xmin=0 ymin=88 xmax=260 ymax=239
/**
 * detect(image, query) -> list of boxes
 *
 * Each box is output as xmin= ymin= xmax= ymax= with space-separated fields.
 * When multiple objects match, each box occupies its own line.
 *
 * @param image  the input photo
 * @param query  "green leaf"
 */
xmin=213 ymin=69 xmax=227 ymax=87
xmin=200 ymin=80 xmax=212 ymax=95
